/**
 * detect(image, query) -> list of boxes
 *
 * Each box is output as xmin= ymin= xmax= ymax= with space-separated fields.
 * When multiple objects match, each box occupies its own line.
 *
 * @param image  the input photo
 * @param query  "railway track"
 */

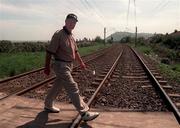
xmin=0 ymin=46 xmax=111 ymax=100
xmin=131 ymin=46 xmax=180 ymax=124
xmin=0 ymin=44 xmax=179 ymax=127
xmin=92 ymin=45 xmax=168 ymax=111
xmin=22 ymin=44 xmax=123 ymax=101
xmin=70 ymin=45 xmax=123 ymax=128
xmin=72 ymin=45 xmax=180 ymax=127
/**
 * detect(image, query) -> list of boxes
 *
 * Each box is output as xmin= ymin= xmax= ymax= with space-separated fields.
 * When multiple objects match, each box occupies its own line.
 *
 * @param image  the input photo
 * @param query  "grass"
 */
xmin=159 ymin=63 xmax=180 ymax=83
xmin=0 ymin=43 xmax=110 ymax=79
xmin=135 ymin=45 xmax=153 ymax=55
xmin=129 ymin=43 xmax=154 ymax=55
xmin=0 ymin=52 xmax=45 ymax=78
xmin=78 ymin=43 xmax=110 ymax=56
xmin=130 ymin=43 xmax=180 ymax=83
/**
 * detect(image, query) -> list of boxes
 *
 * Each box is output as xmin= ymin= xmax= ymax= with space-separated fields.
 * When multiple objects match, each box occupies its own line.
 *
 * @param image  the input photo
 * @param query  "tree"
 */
xmin=94 ymin=36 xmax=103 ymax=43
xmin=120 ymin=36 xmax=132 ymax=43
xmin=174 ymin=29 xmax=178 ymax=33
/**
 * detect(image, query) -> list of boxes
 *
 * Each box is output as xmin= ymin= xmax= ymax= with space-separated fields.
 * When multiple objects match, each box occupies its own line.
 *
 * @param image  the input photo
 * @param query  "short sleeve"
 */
xmin=46 ymin=32 xmax=60 ymax=54
xmin=75 ymin=42 xmax=78 ymax=52
xmin=71 ymin=37 xmax=78 ymax=53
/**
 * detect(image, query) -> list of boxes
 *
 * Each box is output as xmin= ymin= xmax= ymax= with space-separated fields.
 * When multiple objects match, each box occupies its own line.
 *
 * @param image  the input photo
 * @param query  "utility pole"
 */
xmin=104 ymin=27 xmax=106 ymax=45
xmin=135 ymin=26 xmax=137 ymax=47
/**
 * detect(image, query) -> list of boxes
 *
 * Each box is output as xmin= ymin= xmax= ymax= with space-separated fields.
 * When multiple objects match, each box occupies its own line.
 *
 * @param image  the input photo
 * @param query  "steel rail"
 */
xmin=131 ymin=47 xmax=180 ymax=124
xmin=0 ymin=47 xmax=112 ymax=101
xmin=0 ymin=68 xmax=44 ymax=84
xmin=0 ymin=46 xmax=110 ymax=84
xmin=70 ymin=50 xmax=123 ymax=128
xmin=0 ymin=77 xmax=55 ymax=101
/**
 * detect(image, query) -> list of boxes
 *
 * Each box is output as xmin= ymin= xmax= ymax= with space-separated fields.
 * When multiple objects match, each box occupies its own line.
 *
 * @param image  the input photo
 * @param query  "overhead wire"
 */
xmin=67 ymin=0 xmax=85 ymax=16
xmin=84 ymin=0 xmax=104 ymax=20
xmin=125 ymin=0 xmax=137 ymax=33
xmin=80 ymin=0 xmax=119 ymax=39
xmin=158 ymin=0 xmax=170 ymax=11
xmin=80 ymin=0 xmax=105 ymax=27
xmin=151 ymin=0 xmax=170 ymax=16
xmin=89 ymin=0 xmax=120 ymax=36
xmin=83 ymin=0 xmax=122 ymax=35
xmin=74 ymin=0 xmax=139 ymax=38
xmin=176 ymin=0 xmax=180 ymax=29
xmin=126 ymin=0 xmax=131 ymax=32
xmin=133 ymin=0 xmax=137 ymax=27
xmin=153 ymin=0 xmax=166 ymax=11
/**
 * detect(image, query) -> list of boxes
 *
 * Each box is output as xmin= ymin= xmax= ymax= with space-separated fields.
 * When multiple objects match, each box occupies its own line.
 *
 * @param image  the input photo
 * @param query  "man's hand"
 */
xmin=80 ymin=62 xmax=86 ymax=70
xmin=44 ymin=66 xmax=50 ymax=75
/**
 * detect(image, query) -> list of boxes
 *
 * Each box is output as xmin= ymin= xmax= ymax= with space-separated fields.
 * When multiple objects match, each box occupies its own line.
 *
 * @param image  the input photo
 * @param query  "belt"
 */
xmin=55 ymin=58 xmax=72 ymax=63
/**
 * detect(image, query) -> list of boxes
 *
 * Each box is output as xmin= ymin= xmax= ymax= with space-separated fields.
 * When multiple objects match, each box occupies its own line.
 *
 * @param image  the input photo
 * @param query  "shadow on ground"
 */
xmin=16 ymin=111 xmax=71 ymax=128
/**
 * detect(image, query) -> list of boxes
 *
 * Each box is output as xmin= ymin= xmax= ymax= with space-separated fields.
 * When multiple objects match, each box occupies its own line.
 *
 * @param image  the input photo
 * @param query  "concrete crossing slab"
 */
xmin=82 ymin=109 xmax=180 ymax=128
xmin=0 ymin=96 xmax=77 ymax=128
xmin=0 ymin=96 xmax=179 ymax=128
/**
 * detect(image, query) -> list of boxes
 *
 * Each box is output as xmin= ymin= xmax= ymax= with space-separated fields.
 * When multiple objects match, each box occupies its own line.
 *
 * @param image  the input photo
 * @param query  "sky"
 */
xmin=0 ymin=0 xmax=180 ymax=41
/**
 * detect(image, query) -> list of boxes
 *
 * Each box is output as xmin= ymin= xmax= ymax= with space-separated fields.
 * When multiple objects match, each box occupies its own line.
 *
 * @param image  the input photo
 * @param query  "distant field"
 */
xmin=0 ymin=43 xmax=110 ymax=79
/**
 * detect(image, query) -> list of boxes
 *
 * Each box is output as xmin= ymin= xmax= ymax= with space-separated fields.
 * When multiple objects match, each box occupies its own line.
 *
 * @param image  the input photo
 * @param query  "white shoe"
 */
xmin=44 ymin=106 xmax=60 ymax=113
xmin=81 ymin=111 xmax=99 ymax=122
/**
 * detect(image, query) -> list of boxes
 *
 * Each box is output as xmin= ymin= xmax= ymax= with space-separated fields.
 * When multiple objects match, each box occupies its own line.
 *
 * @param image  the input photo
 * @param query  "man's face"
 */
xmin=65 ymin=18 xmax=77 ymax=31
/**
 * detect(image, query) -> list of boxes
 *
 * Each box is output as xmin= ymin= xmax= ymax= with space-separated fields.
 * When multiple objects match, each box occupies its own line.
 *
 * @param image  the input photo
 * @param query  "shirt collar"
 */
xmin=63 ymin=26 xmax=71 ymax=35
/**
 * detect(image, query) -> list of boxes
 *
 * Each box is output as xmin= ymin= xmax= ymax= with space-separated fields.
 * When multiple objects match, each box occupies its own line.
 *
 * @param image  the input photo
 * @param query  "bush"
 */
xmin=162 ymin=36 xmax=176 ymax=49
xmin=161 ymin=58 xmax=170 ymax=64
xmin=0 ymin=40 xmax=48 ymax=53
xmin=0 ymin=40 xmax=13 ymax=52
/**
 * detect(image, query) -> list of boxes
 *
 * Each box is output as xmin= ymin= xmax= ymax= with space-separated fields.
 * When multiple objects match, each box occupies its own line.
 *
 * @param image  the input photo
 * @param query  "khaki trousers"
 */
xmin=45 ymin=61 xmax=89 ymax=114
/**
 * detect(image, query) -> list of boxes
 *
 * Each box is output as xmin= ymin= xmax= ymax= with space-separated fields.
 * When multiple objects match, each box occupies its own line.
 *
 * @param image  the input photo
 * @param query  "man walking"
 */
xmin=44 ymin=13 xmax=99 ymax=121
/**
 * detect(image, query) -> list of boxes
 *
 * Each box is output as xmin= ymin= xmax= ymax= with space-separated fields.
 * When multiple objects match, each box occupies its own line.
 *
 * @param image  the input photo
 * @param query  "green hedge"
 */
xmin=0 ymin=40 xmax=48 ymax=53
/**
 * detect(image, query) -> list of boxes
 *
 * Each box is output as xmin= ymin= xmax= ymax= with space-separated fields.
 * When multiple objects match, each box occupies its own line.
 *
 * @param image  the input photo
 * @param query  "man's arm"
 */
xmin=44 ymin=52 xmax=52 ymax=75
xmin=75 ymin=52 xmax=86 ymax=69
